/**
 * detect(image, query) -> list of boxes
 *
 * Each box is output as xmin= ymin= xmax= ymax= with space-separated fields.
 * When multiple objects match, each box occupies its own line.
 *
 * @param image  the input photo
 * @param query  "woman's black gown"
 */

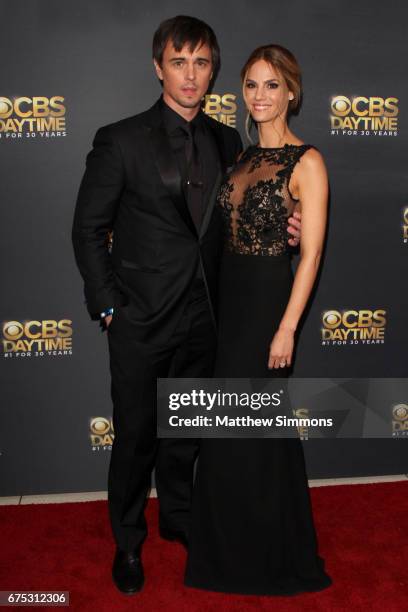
xmin=184 ymin=144 xmax=332 ymax=595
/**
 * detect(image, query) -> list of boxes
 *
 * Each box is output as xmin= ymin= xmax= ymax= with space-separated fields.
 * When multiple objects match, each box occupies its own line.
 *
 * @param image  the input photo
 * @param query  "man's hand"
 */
xmin=287 ymin=210 xmax=301 ymax=247
xmin=104 ymin=314 xmax=113 ymax=327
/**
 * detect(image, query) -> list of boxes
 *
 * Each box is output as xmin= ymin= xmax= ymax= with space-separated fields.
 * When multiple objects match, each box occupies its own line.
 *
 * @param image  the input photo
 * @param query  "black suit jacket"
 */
xmin=72 ymin=98 xmax=242 ymax=344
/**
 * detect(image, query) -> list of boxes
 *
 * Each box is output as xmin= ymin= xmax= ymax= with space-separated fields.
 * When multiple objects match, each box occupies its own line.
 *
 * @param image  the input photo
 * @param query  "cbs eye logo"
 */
xmin=331 ymin=96 xmax=352 ymax=116
xmin=322 ymin=311 xmax=342 ymax=329
xmin=331 ymin=96 xmax=398 ymax=117
xmin=0 ymin=98 xmax=13 ymax=118
xmin=392 ymin=404 xmax=408 ymax=422
xmin=90 ymin=417 xmax=113 ymax=435
xmin=392 ymin=404 xmax=408 ymax=435
xmin=2 ymin=321 xmax=24 ymax=340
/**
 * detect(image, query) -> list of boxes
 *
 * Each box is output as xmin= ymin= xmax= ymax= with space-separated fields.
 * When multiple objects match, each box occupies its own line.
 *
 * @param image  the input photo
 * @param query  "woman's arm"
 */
xmin=268 ymin=148 xmax=328 ymax=369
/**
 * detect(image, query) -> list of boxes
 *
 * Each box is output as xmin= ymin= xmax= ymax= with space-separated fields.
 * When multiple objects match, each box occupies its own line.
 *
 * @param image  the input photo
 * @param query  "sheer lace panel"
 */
xmin=218 ymin=143 xmax=314 ymax=256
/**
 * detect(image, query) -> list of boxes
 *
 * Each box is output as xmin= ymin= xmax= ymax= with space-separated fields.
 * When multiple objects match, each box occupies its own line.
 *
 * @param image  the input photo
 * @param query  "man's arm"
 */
xmin=72 ymin=125 xmax=125 ymax=316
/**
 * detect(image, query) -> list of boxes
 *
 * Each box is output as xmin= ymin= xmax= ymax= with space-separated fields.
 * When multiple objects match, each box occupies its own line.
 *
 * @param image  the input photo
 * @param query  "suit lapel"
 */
xmin=199 ymin=170 xmax=223 ymax=239
xmin=145 ymin=100 xmax=198 ymax=237
xmin=199 ymin=114 xmax=227 ymax=239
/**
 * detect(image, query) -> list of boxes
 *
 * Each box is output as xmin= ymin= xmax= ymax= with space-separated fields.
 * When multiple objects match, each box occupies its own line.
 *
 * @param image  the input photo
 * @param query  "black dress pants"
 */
xmin=107 ymin=280 xmax=216 ymax=552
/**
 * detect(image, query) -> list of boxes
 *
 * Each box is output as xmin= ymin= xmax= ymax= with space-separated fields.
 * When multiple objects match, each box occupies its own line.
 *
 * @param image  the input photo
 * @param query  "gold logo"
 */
xmin=321 ymin=309 xmax=386 ymax=345
xmin=392 ymin=404 xmax=408 ymax=437
xmin=330 ymin=95 xmax=398 ymax=136
xmin=0 ymin=97 xmax=13 ymax=118
xmin=403 ymin=207 xmax=408 ymax=243
xmin=90 ymin=417 xmax=114 ymax=450
xmin=0 ymin=96 xmax=67 ymax=139
xmin=322 ymin=311 xmax=342 ymax=329
xmin=3 ymin=321 xmax=24 ymax=340
xmin=2 ymin=319 xmax=73 ymax=357
xmin=294 ymin=407 xmax=309 ymax=440
xmin=203 ymin=94 xmax=237 ymax=127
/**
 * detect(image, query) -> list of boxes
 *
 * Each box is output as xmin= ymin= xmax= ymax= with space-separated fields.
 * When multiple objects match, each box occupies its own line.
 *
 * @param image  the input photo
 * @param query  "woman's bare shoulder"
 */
xmin=299 ymin=146 xmax=326 ymax=172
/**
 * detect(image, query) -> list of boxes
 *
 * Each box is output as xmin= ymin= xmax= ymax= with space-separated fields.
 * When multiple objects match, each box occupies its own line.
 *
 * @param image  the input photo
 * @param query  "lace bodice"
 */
xmin=218 ymin=143 xmax=314 ymax=256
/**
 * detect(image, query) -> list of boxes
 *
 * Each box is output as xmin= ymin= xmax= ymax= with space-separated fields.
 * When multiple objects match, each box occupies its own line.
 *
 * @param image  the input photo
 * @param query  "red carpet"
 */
xmin=0 ymin=481 xmax=407 ymax=611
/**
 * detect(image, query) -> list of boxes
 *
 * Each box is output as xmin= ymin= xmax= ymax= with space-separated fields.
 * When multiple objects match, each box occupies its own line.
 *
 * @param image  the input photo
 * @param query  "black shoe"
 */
xmin=159 ymin=527 xmax=188 ymax=550
xmin=112 ymin=548 xmax=144 ymax=594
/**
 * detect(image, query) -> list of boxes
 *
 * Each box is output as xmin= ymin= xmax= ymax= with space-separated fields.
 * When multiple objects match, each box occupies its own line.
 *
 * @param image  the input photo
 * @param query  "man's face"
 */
xmin=154 ymin=40 xmax=213 ymax=113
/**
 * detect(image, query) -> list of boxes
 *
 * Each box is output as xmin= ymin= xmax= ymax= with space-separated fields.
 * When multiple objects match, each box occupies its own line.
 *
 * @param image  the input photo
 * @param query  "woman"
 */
xmin=184 ymin=44 xmax=332 ymax=595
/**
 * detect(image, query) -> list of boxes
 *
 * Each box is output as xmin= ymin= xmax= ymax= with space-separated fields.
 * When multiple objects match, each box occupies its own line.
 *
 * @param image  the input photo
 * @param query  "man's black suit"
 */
xmin=72 ymin=97 xmax=242 ymax=552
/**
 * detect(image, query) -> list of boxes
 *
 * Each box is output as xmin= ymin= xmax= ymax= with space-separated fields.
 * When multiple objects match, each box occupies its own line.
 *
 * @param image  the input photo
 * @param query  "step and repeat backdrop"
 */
xmin=1 ymin=0 xmax=407 ymax=495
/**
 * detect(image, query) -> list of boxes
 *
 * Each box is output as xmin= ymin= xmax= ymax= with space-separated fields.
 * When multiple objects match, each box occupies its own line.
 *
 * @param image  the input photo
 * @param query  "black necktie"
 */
xmin=182 ymin=122 xmax=203 ymax=231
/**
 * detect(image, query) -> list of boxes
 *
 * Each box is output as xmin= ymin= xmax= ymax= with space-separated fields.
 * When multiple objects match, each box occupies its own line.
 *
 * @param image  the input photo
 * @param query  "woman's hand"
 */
xmin=268 ymin=328 xmax=294 ymax=369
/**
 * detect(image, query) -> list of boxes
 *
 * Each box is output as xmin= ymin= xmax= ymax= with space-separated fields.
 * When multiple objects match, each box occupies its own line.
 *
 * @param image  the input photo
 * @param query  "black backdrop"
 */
xmin=1 ymin=0 xmax=407 ymax=495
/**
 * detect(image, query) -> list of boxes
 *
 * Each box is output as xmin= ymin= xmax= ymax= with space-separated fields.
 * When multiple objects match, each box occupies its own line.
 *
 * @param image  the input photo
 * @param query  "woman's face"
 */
xmin=243 ymin=59 xmax=293 ymax=124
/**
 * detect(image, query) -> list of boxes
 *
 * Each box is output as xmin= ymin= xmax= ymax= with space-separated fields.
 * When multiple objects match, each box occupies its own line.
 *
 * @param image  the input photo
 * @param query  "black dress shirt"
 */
xmin=160 ymin=96 xmax=220 ymax=228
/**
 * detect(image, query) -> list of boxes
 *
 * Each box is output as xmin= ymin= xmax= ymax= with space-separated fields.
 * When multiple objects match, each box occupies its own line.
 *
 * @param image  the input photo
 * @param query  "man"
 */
xmin=72 ymin=15 xmax=301 ymax=594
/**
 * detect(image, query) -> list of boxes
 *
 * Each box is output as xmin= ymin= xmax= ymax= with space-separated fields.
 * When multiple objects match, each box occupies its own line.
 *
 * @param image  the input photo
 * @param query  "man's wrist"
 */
xmin=100 ymin=307 xmax=114 ymax=319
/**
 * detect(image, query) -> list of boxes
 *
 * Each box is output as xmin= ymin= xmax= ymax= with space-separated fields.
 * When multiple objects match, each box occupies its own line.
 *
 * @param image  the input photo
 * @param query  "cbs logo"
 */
xmin=2 ymin=320 xmax=72 ymax=340
xmin=331 ymin=96 xmax=398 ymax=117
xmin=392 ymin=404 xmax=408 ymax=422
xmin=0 ymin=96 xmax=65 ymax=119
xmin=322 ymin=310 xmax=386 ymax=329
xmin=90 ymin=417 xmax=114 ymax=435
xmin=392 ymin=404 xmax=408 ymax=432
xmin=203 ymin=94 xmax=237 ymax=115
xmin=403 ymin=208 xmax=408 ymax=241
